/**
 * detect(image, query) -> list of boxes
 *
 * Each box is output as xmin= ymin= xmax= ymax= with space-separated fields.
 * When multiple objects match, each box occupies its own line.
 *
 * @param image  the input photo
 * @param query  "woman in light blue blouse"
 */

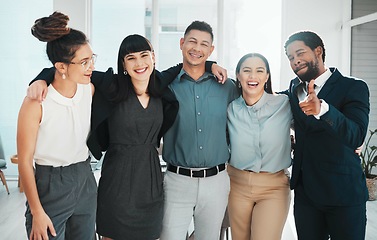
xmin=227 ymin=53 xmax=292 ymax=240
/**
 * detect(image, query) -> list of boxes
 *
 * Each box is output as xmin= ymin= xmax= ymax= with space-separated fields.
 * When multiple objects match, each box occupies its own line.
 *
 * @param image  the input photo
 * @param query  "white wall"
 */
xmin=92 ymin=0 xmax=146 ymax=72
xmin=54 ymin=0 xmax=92 ymax=36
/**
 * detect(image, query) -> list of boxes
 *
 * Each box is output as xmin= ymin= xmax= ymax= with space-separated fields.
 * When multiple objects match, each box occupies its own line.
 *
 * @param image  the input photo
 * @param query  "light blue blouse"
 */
xmin=227 ymin=92 xmax=292 ymax=172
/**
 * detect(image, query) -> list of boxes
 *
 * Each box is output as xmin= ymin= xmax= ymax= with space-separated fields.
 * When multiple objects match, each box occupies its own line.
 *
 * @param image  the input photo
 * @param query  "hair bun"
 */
xmin=31 ymin=11 xmax=71 ymax=42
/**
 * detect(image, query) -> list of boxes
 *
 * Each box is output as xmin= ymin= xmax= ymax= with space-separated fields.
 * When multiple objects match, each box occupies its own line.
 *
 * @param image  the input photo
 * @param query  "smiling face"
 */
xmin=286 ymin=40 xmax=322 ymax=82
xmin=123 ymin=50 xmax=155 ymax=83
xmin=180 ymin=29 xmax=214 ymax=68
xmin=237 ymin=56 xmax=269 ymax=101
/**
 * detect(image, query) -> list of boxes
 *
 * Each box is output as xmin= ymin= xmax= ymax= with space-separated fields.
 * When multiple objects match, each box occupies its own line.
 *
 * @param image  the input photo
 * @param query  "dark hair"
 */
xmin=235 ymin=53 xmax=273 ymax=94
xmin=284 ymin=31 xmax=326 ymax=62
xmin=31 ymin=11 xmax=88 ymax=64
xmin=111 ymin=34 xmax=157 ymax=103
xmin=184 ymin=20 xmax=214 ymax=41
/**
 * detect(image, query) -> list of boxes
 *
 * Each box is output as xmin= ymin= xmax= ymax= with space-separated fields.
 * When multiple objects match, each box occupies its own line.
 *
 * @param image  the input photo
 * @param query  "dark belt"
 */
xmin=167 ymin=163 xmax=226 ymax=178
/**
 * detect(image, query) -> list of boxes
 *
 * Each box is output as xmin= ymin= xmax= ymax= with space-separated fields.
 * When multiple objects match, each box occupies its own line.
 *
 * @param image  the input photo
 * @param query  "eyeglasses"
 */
xmin=69 ymin=54 xmax=97 ymax=71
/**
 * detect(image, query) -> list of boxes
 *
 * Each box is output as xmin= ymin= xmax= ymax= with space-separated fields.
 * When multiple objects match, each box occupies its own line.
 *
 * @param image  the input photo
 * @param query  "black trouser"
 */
xmin=294 ymin=183 xmax=366 ymax=240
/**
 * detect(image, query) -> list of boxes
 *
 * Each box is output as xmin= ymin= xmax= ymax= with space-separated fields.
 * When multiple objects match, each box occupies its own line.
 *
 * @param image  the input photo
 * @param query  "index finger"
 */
xmin=308 ymin=80 xmax=316 ymax=94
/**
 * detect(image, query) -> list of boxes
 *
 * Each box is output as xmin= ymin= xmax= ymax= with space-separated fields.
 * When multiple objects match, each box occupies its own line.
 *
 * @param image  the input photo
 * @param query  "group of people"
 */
xmin=17 ymin=11 xmax=370 ymax=240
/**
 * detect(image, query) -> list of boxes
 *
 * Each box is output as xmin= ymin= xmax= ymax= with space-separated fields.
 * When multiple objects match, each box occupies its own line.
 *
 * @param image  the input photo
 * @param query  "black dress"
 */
xmin=96 ymin=93 xmax=164 ymax=240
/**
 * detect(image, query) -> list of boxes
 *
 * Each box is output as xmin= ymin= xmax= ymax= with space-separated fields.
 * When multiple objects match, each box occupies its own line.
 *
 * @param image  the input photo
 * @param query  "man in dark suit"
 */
xmin=284 ymin=31 xmax=370 ymax=240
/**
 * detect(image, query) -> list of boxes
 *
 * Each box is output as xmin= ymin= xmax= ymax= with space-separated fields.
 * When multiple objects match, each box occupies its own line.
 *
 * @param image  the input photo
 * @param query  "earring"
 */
xmin=238 ymin=82 xmax=241 ymax=88
xmin=123 ymin=70 xmax=128 ymax=76
xmin=62 ymin=73 xmax=66 ymax=80
xmin=264 ymin=83 xmax=268 ymax=89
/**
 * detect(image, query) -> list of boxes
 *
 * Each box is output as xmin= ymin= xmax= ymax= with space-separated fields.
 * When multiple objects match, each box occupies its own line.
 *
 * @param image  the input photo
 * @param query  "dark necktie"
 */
xmin=305 ymin=82 xmax=317 ymax=96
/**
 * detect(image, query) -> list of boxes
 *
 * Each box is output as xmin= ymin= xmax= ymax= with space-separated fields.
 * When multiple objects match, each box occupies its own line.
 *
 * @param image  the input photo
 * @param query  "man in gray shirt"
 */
xmin=160 ymin=21 xmax=238 ymax=240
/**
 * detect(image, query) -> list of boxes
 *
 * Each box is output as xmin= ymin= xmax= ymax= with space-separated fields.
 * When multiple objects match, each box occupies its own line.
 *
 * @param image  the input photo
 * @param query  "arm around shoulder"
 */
xmin=155 ymin=63 xmax=183 ymax=90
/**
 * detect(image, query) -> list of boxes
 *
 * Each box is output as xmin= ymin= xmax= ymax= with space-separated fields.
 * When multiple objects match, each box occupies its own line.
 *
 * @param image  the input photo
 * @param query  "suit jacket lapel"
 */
xmin=317 ymin=68 xmax=338 ymax=100
xmin=290 ymin=78 xmax=303 ymax=95
xmin=289 ymin=78 xmax=309 ymax=130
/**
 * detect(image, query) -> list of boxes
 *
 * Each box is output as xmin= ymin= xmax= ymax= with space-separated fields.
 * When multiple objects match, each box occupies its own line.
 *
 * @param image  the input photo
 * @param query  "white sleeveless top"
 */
xmin=34 ymin=83 xmax=92 ymax=167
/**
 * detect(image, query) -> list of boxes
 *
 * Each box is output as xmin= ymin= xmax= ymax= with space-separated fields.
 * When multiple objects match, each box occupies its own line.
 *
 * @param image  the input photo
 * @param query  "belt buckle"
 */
xmin=190 ymin=169 xmax=204 ymax=178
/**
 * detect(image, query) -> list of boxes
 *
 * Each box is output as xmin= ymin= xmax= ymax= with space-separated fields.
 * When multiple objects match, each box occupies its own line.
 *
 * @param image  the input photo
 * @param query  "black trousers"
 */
xmin=293 ymin=183 xmax=367 ymax=240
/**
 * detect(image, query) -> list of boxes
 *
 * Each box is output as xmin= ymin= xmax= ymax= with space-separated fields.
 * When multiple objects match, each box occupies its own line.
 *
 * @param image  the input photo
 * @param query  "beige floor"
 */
xmin=0 ymin=173 xmax=376 ymax=240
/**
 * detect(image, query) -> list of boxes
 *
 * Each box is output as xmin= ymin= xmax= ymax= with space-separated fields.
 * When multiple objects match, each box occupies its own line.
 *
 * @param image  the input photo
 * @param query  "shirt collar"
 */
xmin=177 ymin=68 xmax=214 ymax=83
xmin=313 ymin=67 xmax=332 ymax=88
xmin=240 ymin=91 xmax=268 ymax=111
xmin=49 ymin=83 xmax=82 ymax=106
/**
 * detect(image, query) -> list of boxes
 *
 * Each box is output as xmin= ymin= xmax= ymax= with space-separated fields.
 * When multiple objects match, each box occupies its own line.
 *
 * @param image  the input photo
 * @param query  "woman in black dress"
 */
xmin=96 ymin=34 xmax=165 ymax=240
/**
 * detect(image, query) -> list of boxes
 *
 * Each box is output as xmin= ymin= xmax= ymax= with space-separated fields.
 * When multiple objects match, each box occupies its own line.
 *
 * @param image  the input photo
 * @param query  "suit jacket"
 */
xmin=286 ymin=67 xmax=370 ymax=206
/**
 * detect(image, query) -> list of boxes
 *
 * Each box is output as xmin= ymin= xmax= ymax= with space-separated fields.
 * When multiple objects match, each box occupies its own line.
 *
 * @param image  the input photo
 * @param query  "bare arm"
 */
xmin=17 ymin=98 xmax=56 ymax=239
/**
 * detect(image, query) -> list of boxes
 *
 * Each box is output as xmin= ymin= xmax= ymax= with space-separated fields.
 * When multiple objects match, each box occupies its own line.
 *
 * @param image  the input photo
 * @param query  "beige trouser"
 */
xmin=227 ymin=165 xmax=291 ymax=240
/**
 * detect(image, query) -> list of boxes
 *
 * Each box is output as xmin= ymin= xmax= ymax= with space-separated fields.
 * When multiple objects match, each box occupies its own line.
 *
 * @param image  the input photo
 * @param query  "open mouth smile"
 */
xmin=134 ymin=67 xmax=148 ymax=73
xmin=189 ymin=52 xmax=203 ymax=59
xmin=246 ymin=81 xmax=259 ymax=87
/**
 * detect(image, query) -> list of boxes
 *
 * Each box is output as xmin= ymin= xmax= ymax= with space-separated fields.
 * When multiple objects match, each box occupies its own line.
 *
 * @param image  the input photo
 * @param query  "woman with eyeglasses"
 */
xmin=17 ymin=12 xmax=97 ymax=240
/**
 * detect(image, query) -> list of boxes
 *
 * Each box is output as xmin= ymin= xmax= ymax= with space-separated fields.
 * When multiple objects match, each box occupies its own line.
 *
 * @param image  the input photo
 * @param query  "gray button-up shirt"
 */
xmin=162 ymin=69 xmax=239 ymax=168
